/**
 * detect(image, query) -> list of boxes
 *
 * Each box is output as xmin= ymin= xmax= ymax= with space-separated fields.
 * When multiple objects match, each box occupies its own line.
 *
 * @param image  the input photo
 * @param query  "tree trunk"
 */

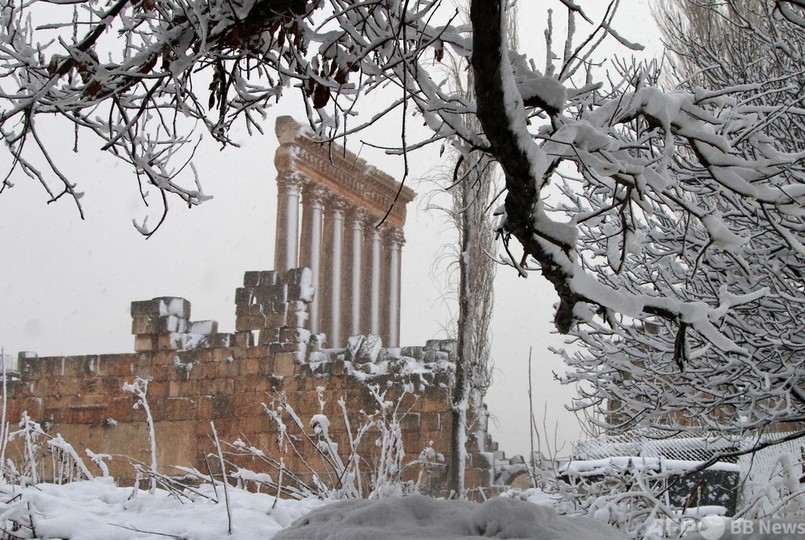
xmin=448 ymin=179 xmax=473 ymax=497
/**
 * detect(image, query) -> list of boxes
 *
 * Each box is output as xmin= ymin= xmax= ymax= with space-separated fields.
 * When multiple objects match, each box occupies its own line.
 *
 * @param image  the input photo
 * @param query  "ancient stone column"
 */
xmin=302 ymin=185 xmax=327 ymax=334
xmin=274 ymin=172 xmax=306 ymax=272
xmin=327 ymin=197 xmax=347 ymax=347
xmin=369 ymin=224 xmax=384 ymax=336
xmin=386 ymin=228 xmax=405 ymax=347
xmin=273 ymin=117 xmax=416 ymax=348
xmin=349 ymin=207 xmax=368 ymax=337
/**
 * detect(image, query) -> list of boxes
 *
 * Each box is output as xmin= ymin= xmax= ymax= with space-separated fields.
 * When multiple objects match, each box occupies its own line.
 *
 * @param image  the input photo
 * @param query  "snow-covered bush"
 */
xmin=242 ymin=384 xmax=430 ymax=500
xmin=0 ymin=412 xmax=96 ymax=488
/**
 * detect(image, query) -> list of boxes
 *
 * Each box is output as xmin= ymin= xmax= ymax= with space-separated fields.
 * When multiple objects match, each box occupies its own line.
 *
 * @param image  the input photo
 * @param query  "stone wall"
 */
xmin=3 ymin=269 xmax=510 ymax=498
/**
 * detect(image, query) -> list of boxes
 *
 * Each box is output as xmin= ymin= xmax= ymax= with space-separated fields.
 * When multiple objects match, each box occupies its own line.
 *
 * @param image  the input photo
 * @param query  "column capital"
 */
xmin=385 ymin=227 xmax=406 ymax=247
xmin=327 ymin=195 xmax=349 ymax=214
xmin=277 ymin=171 xmax=307 ymax=191
xmin=348 ymin=207 xmax=369 ymax=227
xmin=365 ymin=219 xmax=386 ymax=237
xmin=303 ymin=184 xmax=329 ymax=206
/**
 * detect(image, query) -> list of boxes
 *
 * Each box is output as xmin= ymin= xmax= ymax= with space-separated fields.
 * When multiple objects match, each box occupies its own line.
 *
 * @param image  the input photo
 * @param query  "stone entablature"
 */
xmin=274 ymin=117 xmax=414 ymax=232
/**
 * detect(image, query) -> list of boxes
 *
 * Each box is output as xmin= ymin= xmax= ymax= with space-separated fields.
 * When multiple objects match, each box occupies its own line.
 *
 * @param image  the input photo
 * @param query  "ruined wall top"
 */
xmin=274 ymin=116 xmax=416 ymax=230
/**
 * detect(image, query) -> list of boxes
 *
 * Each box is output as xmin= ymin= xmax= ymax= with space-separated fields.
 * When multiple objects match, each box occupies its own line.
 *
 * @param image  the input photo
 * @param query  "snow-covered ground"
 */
xmin=0 ymin=479 xmax=629 ymax=539
xmin=4 ymin=478 xmax=805 ymax=539
xmin=0 ymin=478 xmax=323 ymax=539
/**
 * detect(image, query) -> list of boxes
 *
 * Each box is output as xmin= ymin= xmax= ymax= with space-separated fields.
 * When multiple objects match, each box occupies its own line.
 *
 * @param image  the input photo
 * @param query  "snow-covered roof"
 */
xmin=572 ymin=429 xmax=739 ymax=464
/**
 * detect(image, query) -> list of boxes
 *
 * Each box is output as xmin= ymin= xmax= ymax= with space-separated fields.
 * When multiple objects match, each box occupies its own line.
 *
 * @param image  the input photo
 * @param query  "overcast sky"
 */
xmin=0 ymin=2 xmax=663 ymax=459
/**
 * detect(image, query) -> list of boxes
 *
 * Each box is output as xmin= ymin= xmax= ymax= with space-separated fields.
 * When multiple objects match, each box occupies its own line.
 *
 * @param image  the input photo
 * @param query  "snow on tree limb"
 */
xmin=0 ymin=0 xmax=802 ymax=364
xmin=561 ymin=0 xmax=805 ymax=444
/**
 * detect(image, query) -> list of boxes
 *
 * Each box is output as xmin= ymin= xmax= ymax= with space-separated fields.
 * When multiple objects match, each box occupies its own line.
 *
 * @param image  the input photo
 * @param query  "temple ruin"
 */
xmin=273 ymin=116 xmax=414 ymax=348
xmin=1 ymin=117 xmax=525 ymax=498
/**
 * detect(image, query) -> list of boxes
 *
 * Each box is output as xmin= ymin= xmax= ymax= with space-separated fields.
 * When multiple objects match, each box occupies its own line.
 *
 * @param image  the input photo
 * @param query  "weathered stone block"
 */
xmin=210 ymin=395 xmax=235 ymax=419
xmin=438 ymin=340 xmax=457 ymax=356
xmin=279 ymin=326 xmax=311 ymax=344
xmin=289 ymin=310 xmax=309 ymax=328
xmin=130 ymin=299 xmax=160 ymax=317
xmin=268 ymin=342 xmax=306 ymax=355
xmin=399 ymin=412 xmax=420 ymax=432
xmin=157 ymin=297 xmax=191 ymax=319
xmin=233 ymin=331 xmax=255 ymax=348
xmin=166 ymin=397 xmax=196 ymax=421
xmin=156 ymin=334 xmax=179 ymax=351
xmin=199 ymin=359 xmax=220 ymax=380
xmin=206 ymin=333 xmax=232 ymax=349
xmin=344 ymin=335 xmax=364 ymax=363
xmin=258 ymin=327 xmax=280 ymax=346
xmin=134 ymin=335 xmax=157 ymax=353
xmin=283 ymin=267 xmax=304 ymax=285
xmin=147 ymin=380 xmax=168 ymax=397
xmin=269 ymin=285 xmax=289 ymax=306
xmin=243 ymin=271 xmax=260 ymax=287
xmin=198 ymin=378 xmax=235 ymax=396
xmin=420 ymin=412 xmax=443 ymax=431
xmin=164 ymin=316 xmax=189 ymax=334
xmin=80 ymin=377 xmax=99 ymax=395
xmin=67 ymin=403 xmax=107 ymax=424
xmin=21 ymin=397 xmax=44 ymax=419
xmin=273 ymin=352 xmax=296 ymax=377
xmin=232 ymin=392 xmax=259 ymax=417
xmin=424 ymin=339 xmax=441 ymax=352
xmin=308 ymin=350 xmax=328 ymax=366
xmin=196 ymin=396 xmax=213 ymax=419
xmin=100 ymin=355 xmax=135 ymax=378
xmin=420 ymin=387 xmax=451 ymax=413
xmin=357 ymin=334 xmax=382 ymax=364
xmin=235 ymin=315 xmax=265 ymax=332
xmin=234 ymin=287 xmax=252 ymax=306
xmin=131 ymin=316 xmax=154 ymax=336
xmin=287 ymin=285 xmax=314 ymax=303
xmin=234 ymin=373 xmax=272 ymax=394
xmin=235 ymin=301 xmax=250 ymax=316
xmin=258 ymin=271 xmax=280 ymax=287
xmin=105 ymin=397 xmax=136 ymax=423
xmin=236 ymin=415 xmax=266 ymax=437
xmin=131 ymin=297 xmax=191 ymax=319
xmin=168 ymin=380 xmax=181 ymax=398
xmin=423 ymin=350 xmax=449 ymax=364
xmin=133 ymin=315 xmax=189 ymax=336
xmin=239 ymin=356 xmax=260 ymax=376
xmin=252 ymin=285 xmax=282 ymax=306
xmin=173 ymin=333 xmax=211 ymax=351
xmin=265 ymin=311 xmax=288 ymax=329
xmin=189 ymin=320 xmax=218 ymax=335
xmin=246 ymin=303 xmax=264 ymax=316
xmin=244 ymin=270 xmax=279 ymax=287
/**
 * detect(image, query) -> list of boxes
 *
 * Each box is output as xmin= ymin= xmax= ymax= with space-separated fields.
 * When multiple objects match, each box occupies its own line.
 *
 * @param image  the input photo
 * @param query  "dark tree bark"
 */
xmin=470 ymin=0 xmax=578 ymax=333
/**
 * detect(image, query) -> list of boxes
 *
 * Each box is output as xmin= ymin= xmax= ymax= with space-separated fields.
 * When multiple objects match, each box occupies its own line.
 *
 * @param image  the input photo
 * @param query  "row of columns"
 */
xmin=274 ymin=173 xmax=405 ymax=348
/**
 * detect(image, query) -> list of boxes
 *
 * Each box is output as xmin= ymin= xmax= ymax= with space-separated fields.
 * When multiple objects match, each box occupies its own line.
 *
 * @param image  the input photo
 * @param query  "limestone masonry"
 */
xmin=3 ymin=268 xmax=518 ymax=497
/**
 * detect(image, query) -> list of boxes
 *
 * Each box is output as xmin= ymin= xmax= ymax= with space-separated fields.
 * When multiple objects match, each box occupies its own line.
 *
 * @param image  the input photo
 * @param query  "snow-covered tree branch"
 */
xmin=0 ymin=0 xmax=802 ymax=375
xmin=561 ymin=0 xmax=805 ymax=441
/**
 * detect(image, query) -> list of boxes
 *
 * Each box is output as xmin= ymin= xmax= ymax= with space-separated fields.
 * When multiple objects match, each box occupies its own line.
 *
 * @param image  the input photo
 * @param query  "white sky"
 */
xmin=0 ymin=2 xmax=663 ymax=459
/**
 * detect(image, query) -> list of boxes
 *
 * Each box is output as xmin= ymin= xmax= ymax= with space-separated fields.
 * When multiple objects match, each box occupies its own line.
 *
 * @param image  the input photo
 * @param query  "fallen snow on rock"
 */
xmin=274 ymin=494 xmax=626 ymax=540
